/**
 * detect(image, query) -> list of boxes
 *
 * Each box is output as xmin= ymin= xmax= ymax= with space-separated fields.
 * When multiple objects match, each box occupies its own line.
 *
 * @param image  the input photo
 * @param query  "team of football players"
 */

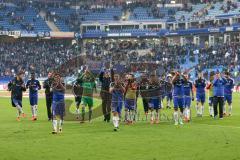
xmin=8 ymin=68 xmax=235 ymax=133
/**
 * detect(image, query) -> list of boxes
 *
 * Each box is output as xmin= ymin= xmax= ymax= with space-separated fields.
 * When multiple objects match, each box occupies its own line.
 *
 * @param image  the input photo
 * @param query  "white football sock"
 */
xmin=196 ymin=105 xmax=199 ymax=115
xmin=52 ymin=120 xmax=57 ymax=131
xmin=199 ymin=106 xmax=202 ymax=115
xmin=179 ymin=112 xmax=184 ymax=124
xmin=183 ymin=108 xmax=187 ymax=118
xmin=201 ymin=106 xmax=204 ymax=115
xmin=76 ymin=109 xmax=80 ymax=114
xmin=173 ymin=111 xmax=178 ymax=123
xmin=156 ymin=111 xmax=159 ymax=121
xmin=125 ymin=110 xmax=129 ymax=121
xmin=31 ymin=106 xmax=34 ymax=117
xmin=167 ymin=100 xmax=170 ymax=107
xmin=16 ymin=110 xmax=21 ymax=117
xmin=130 ymin=110 xmax=134 ymax=121
xmin=34 ymin=105 xmax=38 ymax=117
xmin=209 ymin=106 xmax=214 ymax=116
xmin=35 ymin=105 xmax=38 ymax=117
xmin=59 ymin=119 xmax=63 ymax=129
xmin=113 ymin=116 xmax=117 ymax=127
xmin=116 ymin=116 xmax=119 ymax=127
xmin=229 ymin=105 xmax=232 ymax=114
xmin=150 ymin=111 xmax=154 ymax=121
xmin=16 ymin=105 xmax=23 ymax=117
xmin=223 ymin=104 xmax=226 ymax=113
xmin=186 ymin=108 xmax=190 ymax=120
xmin=179 ymin=111 xmax=183 ymax=119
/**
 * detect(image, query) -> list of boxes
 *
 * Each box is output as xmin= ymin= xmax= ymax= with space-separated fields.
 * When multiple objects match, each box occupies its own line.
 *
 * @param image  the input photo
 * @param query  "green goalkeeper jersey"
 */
xmin=79 ymin=73 xmax=96 ymax=97
xmin=82 ymin=81 xmax=96 ymax=96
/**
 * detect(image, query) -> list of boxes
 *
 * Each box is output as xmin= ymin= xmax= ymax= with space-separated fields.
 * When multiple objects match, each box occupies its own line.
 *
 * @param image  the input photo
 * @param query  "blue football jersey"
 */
xmin=172 ymin=78 xmax=184 ymax=97
xmin=183 ymin=81 xmax=193 ymax=96
xmin=224 ymin=78 xmax=234 ymax=95
xmin=26 ymin=79 xmax=41 ymax=95
xmin=194 ymin=78 xmax=206 ymax=95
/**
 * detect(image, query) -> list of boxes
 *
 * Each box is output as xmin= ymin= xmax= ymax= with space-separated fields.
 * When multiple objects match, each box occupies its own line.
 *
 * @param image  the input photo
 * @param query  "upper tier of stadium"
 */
xmin=0 ymin=0 xmax=240 ymax=32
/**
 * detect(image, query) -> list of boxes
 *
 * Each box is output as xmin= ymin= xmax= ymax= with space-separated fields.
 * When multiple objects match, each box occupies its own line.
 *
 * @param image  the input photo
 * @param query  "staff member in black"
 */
xmin=43 ymin=72 xmax=53 ymax=121
xmin=99 ymin=67 xmax=114 ymax=122
xmin=212 ymin=71 xmax=227 ymax=119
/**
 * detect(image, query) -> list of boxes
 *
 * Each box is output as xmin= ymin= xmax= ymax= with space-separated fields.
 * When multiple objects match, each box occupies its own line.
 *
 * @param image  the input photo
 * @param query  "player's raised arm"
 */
xmin=221 ymin=74 xmax=228 ymax=84
xmin=21 ymin=82 xmax=26 ymax=92
xmin=171 ymin=72 xmax=179 ymax=84
xmin=213 ymin=74 xmax=220 ymax=86
xmin=7 ymin=80 xmax=12 ymax=91
xmin=109 ymin=82 xmax=114 ymax=93
xmin=99 ymin=68 xmax=104 ymax=83
xmin=191 ymin=82 xmax=194 ymax=101
xmin=182 ymin=73 xmax=187 ymax=82
xmin=26 ymin=80 xmax=30 ymax=89
xmin=37 ymin=80 xmax=41 ymax=90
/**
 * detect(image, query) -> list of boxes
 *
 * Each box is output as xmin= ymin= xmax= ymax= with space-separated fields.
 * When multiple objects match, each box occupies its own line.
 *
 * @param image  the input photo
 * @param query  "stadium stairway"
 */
xmin=39 ymin=10 xmax=59 ymax=32
xmin=180 ymin=47 xmax=198 ymax=70
xmin=180 ymin=47 xmax=199 ymax=79
xmin=124 ymin=10 xmax=131 ymax=20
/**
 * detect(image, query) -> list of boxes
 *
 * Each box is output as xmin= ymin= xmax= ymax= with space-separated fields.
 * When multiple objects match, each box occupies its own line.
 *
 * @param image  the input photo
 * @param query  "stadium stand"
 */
xmin=0 ymin=0 xmax=240 ymax=83
xmin=0 ymin=4 xmax=50 ymax=32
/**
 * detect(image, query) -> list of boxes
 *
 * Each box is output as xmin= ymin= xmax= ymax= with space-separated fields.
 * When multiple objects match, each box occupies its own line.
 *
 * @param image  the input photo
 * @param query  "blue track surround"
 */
xmin=79 ymin=24 xmax=240 ymax=38
xmin=1 ymin=24 xmax=240 ymax=39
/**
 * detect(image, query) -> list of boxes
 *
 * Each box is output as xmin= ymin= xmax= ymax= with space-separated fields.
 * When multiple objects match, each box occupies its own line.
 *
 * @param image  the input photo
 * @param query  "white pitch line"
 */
xmin=195 ymin=123 xmax=240 ymax=129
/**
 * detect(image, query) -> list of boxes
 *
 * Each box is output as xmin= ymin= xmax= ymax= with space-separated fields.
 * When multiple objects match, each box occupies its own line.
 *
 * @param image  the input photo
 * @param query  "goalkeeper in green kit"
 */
xmin=78 ymin=67 xmax=97 ymax=123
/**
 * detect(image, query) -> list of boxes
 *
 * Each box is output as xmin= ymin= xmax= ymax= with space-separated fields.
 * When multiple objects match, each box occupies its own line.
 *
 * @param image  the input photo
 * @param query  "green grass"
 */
xmin=0 ymin=93 xmax=240 ymax=160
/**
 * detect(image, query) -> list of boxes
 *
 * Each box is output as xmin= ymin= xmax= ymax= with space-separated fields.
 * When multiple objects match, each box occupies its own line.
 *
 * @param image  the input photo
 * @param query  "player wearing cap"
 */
xmin=172 ymin=71 xmax=186 ymax=125
xmin=194 ymin=73 xmax=206 ymax=117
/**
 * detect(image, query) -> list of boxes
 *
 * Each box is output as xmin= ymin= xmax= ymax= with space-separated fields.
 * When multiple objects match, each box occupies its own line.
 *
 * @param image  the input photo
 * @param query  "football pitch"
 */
xmin=0 ymin=93 xmax=240 ymax=160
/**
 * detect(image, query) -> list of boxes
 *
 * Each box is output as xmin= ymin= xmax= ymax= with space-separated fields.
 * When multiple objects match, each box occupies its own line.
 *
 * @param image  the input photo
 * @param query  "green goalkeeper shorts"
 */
xmin=82 ymin=96 xmax=93 ymax=107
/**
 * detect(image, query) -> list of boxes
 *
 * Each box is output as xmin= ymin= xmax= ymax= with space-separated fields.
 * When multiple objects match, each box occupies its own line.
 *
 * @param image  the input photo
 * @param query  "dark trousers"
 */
xmin=142 ymin=98 xmax=149 ymax=113
xmin=213 ymin=96 xmax=224 ymax=118
xmin=101 ymin=91 xmax=111 ymax=121
xmin=46 ymin=95 xmax=52 ymax=119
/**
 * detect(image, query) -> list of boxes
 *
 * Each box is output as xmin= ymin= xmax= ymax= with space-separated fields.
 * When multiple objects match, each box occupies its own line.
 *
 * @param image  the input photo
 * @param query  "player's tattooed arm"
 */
xmin=26 ymin=80 xmax=29 ymax=89
xmin=59 ymin=82 xmax=66 ymax=91
xmin=191 ymin=83 xmax=194 ymax=101
xmin=43 ymin=80 xmax=47 ymax=89
xmin=7 ymin=81 xmax=12 ymax=91
xmin=109 ymin=82 xmax=114 ymax=93
xmin=171 ymin=72 xmax=179 ymax=84
xmin=38 ymin=81 xmax=41 ymax=90
xmin=21 ymin=82 xmax=26 ymax=91
xmin=120 ymin=82 xmax=125 ymax=93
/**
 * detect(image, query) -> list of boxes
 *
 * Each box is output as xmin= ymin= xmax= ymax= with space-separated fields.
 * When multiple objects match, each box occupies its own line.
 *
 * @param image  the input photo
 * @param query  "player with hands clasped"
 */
xmin=182 ymin=73 xmax=194 ymax=122
xmin=172 ymin=71 xmax=186 ymax=125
